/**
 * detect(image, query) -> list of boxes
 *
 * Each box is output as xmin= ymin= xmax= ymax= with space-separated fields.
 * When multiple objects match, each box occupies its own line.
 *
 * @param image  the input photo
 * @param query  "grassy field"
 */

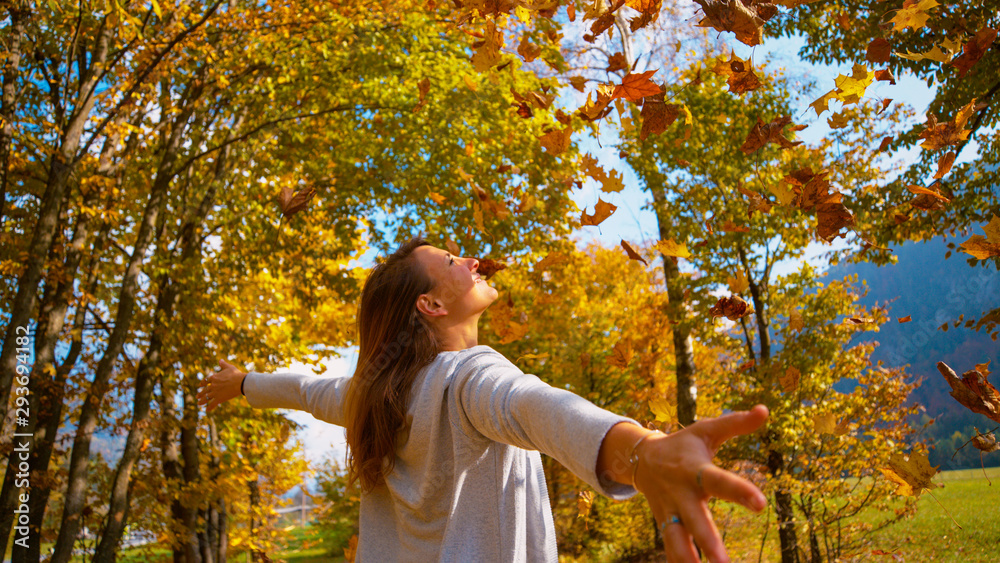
xmin=711 ymin=466 xmax=1000 ymax=563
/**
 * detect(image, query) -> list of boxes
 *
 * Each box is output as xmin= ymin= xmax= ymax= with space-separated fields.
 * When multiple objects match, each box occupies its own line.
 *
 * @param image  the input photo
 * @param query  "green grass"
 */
xmin=711 ymin=466 xmax=1000 ymax=562
xmin=865 ymin=467 xmax=1000 ymax=562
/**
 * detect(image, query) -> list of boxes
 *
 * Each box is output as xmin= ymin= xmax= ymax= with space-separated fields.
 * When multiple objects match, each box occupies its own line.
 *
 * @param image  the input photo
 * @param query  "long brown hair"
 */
xmin=344 ymin=237 xmax=440 ymax=491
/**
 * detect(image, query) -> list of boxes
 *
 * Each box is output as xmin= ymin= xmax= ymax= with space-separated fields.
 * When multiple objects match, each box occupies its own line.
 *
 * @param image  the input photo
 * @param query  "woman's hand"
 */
xmin=636 ymin=405 xmax=769 ymax=563
xmin=197 ymin=359 xmax=247 ymax=412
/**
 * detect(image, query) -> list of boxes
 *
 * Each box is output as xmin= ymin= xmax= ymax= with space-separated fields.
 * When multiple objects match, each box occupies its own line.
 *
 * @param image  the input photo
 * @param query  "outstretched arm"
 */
xmin=597 ymin=406 xmax=769 ymax=563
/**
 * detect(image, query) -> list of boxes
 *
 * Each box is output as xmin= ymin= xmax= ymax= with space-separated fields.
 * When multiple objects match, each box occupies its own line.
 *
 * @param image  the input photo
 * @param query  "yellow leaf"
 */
xmin=462 ymin=74 xmax=478 ymax=91
xmin=656 ymin=239 xmax=691 ymax=258
xmin=727 ymin=270 xmax=749 ymax=294
xmin=789 ymin=309 xmax=805 ymax=332
xmin=649 ymin=394 xmax=672 ymax=423
xmin=888 ymin=0 xmax=939 ymax=32
xmin=768 ymin=182 xmax=796 ymax=206
xmin=879 ymin=450 xmax=939 ymax=497
xmin=150 ymin=0 xmax=162 ymax=18
xmin=600 ymin=169 xmax=625 ymax=193
xmin=983 ymin=215 xmax=1000 ymax=244
xmin=780 ymin=367 xmax=800 ymax=393
xmin=895 ymin=45 xmax=952 ymax=62
xmin=539 ymin=126 xmax=572 ymax=155
xmin=809 ymin=89 xmax=838 ymax=116
xmin=959 ymin=235 xmax=1000 ymax=260
xmin=833 ymin=64 xmax=874 ymax=102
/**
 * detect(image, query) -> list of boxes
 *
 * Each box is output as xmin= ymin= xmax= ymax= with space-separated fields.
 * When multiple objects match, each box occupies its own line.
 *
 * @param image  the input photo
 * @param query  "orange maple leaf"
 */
xmin=740 ymin=116 xmax=803 ymax=154
xmin=879 ymin=450 xmax=939 ymax=497
xmin=581 ymin=197 xmax=617 ymax=227
xmin=612 ymin=70 xmax=662 ymax=103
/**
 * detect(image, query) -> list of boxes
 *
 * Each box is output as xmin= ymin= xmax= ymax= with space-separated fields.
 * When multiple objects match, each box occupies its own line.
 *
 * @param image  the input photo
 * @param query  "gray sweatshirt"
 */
xmin=243 ymin=345 xmax=641 ymax=562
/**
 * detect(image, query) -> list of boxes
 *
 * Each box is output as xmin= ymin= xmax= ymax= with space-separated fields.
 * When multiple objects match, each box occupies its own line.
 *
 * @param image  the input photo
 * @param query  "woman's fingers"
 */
xmin=699 ymin=464 xmax=767 ymax=511
xmin=695 ymin=404 xmax=768 ymax=449
xmin=677 ymin=498 xmax=728 ymax=563
xmin=659 ymin=512 xmax=702 ymax=563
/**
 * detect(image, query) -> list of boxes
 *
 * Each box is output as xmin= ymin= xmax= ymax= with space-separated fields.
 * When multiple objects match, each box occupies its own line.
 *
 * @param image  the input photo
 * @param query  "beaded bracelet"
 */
xmin=628 ymin=430 xmax=663 ymax=488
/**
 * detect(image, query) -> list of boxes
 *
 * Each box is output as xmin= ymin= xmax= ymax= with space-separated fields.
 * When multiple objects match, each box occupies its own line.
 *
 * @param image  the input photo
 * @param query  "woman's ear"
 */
xmin=416 ymin=293 xmax=447 ymax=318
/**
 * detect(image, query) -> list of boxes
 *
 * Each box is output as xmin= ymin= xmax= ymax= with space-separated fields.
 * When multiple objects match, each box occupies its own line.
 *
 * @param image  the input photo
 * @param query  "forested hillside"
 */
xmin=828 ymin=237 xmax=999 ymax=469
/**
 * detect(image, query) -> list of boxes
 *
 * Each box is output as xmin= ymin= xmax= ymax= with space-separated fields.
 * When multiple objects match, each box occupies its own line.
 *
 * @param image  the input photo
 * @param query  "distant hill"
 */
xmin=825 ymin=238 xmax=999 ymax=470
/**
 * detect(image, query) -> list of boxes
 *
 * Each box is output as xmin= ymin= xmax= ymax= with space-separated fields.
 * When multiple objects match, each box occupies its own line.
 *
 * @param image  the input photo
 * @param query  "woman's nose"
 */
xmin=468 ymin=257 xmax=479 ymax=271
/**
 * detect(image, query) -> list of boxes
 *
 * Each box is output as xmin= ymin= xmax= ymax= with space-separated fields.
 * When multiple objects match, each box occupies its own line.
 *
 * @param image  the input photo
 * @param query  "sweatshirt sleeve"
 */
xmin=242 ymin=371 xmax=351 ymax=427
xmin=453 ymin=347 xmax=642 ymax=500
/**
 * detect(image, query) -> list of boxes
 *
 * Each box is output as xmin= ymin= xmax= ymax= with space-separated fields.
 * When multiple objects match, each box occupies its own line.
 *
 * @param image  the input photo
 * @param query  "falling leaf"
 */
xmin=600 ymin=169 xmax=625 ymax=193
xmin=951 ymin=27 xmax=998 ymax=78
xmin=709 ymin=295 xmax=753 ymax=321
xmin=896 ymin=45 xmax=952 ymax=63
xmin=827 ymin=111 xmax=850 ymax=129
xmin=906 ymin=184 xmax=950 ymax=202
xmin=606 ymin=52 xmax=629 ymax=73
xmin=977 ymin=361 xmax=993 ymax=378
xmin=866 ymin=37 xmax=892 ymax=64
xmin=809 ymin=89 xmax=838 ymax=116
xmin=879 ymin=450 xmax=939 ymax=497
xmin=813 ymin=413 xmax=847 ymax=436
xmin=727 ymin=270 xmax=749 ymax=293
xmin=834 ymin=63 xmax=875 ymax=102
xmin=847 ymin=317 xmax=874 ymax=324
xmin=971 ymin=428 xmax=1000 ymax=453
xmin=463 ymin=74 xmax=478 ymax=91
xmin=417 ymin=78 xmax=431 ymax=102
xmin=621 ymin=240 xmax=648 ymax=266
xmin=428 ymin=191 xmax=446 ymax=205
xmin=569 ymin=76 xmax=587 ymax=92
xmin=639 ymin=90 xmax=682 ymax=140
xmin=780 ymin=367 xmax=800 ymax=393
xmin=918 ymin=98 xmax=978 ymax=150
xmin=878 ymin=136 xmax=893 ymax=152
xmin=535 ymin=251 xmax=568 ymax=272
xmin=712 ymin=51 xmax=762 ymax=94
xmin=612 ymin=70 xmax=661 ymax=102
xmin=959 ymin=236 xmax=1000 ymax=260
xmin=789 ymin=309 xmax=804 ymax=332
xmin=740 ymin=115 xmax=803 ymax=154
xmin=937 ymin=361 xmax=1000 ymax=424
xmin=577 ymin=490 xmax=594 ymax=520
xmin=609 ymin=339 xmax=634 ymax=369
xmin=874 ymin=68 xmax=896 ymax=84
xmin=539 ymin=126 xmax=572 ymax=155
xmin=475 ymin=258 xmax=507 ymax=279
xmin=649 ymin=394 xmax=672 ymax=423
xmin=933 ymin=151 xmax=955 ymax=180
xmin=445 ymin=239 xmax=460 ymax=256
xmin=581 ymin=197 xmax=617 ymax=227
xmin=471 ymin=20 xmax=504 ymax=72
xmin=517 ymin=33 xmax=541 ymax=63
xmin=656 ymin=239 xmax=691 ymax=258
xmin=278 ymin=186 xmax=316 ymax=218
xmin=697 ymin=0 xmax=765 ymax=47
xmin=877 ymin=99 xmax=893 ymax=115
xmin=898 ymin=315 xmax=912 ymax=323
xmin=888 ymin=0 xmax=939 ymax=32
xmin=737 ymin=359 xmax=755 ymax=372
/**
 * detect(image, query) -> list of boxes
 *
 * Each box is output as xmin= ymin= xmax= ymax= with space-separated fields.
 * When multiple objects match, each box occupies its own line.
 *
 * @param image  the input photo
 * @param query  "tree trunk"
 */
xmin=767 ymin=447 xmax=799 ymax=563
xmin=0 ymin=1 xmax=28 ymax=229
xmin=0 ymin=18 xmax=112 ymax=430
xmin=160 ymin=376 xmax=186 ymax=563
xmin=648 ymin=181 xmax=697 ymax=425
xmin=94 ymin=135 xmax=228 ymax=560
xmin=179 ymin=378 xmax=204 ymax=563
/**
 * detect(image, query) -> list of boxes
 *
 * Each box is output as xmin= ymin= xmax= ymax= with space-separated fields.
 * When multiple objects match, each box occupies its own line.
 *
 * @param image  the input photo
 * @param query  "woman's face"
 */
xmin=413 ymin=245 xmax=498 ymax=321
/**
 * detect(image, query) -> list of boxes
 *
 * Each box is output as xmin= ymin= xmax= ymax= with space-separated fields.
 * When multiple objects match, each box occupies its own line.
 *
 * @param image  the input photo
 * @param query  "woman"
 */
xmin=198 ymin=238 xmax=769 ymax=562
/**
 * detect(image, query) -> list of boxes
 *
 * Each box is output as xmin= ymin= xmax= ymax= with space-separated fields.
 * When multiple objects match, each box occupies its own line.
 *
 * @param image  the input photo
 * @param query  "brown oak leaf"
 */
xmin=950 ymin=27 xmax=998 ymax=78
xmin=474 ymin=258 xmax=507 ymax=279
xmin=971 ymin=428 xmax=1000 ymax=453
xmin=740 ymin=116 xmax=803 ymax=154
xmin=278 ymin=186 xmax=316 ymax=218
xmin=639 ymin=90 xmax=681 ymax=140
xmin=612 ymin=70 xmax=662 ymax=102
xmin=697 ymin=0 xmax=765 ymax=47
xmin=709 ymin=295 xmax=753 ymax=321
xmin=937 ymin=361 xmax=1000 ymax=424
xmin=621 ymin=240 xmax=648 ymax=266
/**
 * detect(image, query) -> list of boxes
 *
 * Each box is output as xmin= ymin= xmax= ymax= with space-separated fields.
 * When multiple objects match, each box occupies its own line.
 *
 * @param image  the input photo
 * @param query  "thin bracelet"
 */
xmin=240 ymin=374 xmax=247 ymax=396
xmin=628 ymin=430 xmax=662 ymax=488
